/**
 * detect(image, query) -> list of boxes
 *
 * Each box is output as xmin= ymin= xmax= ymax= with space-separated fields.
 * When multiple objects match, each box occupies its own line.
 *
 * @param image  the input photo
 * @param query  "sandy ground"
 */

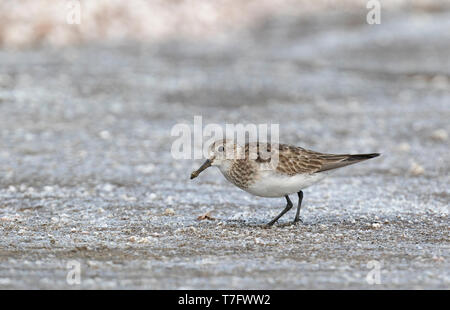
xmin=0 ymin=9 xmax=449 ymax=289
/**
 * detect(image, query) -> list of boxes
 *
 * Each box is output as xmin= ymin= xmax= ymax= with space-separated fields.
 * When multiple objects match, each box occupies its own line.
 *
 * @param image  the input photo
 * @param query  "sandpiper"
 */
xmin=190 ymin=139 xmax=380 ymax=226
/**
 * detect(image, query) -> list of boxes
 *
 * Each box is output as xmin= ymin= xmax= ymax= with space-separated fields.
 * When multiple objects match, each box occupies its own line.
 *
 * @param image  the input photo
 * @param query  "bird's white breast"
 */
xmin=244 ymin=171 xmax=330 ymax=198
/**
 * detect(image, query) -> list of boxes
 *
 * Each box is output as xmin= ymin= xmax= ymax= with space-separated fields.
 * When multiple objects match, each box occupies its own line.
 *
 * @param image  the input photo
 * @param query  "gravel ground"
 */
xmin=0 ymin=10 xmax=449 ymax=289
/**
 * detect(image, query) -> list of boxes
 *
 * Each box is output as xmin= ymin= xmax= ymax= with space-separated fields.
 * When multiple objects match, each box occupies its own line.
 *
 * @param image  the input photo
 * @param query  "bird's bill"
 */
xmin=190 ymin=159 xmax=212 ymax=179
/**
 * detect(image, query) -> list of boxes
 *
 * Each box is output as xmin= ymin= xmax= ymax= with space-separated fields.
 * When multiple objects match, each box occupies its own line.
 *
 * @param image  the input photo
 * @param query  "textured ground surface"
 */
xmin=0 ymin=9 xmax=449 ymax=289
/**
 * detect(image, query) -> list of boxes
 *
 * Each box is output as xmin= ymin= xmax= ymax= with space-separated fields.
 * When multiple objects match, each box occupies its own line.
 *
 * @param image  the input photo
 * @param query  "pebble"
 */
xmin=164 ymin=208 xmax=175 ymax=216
xmin=431 ymin=129 xmax=448 ymax=141
xmin=99 ymin=130 xmax=111 ymax=140
xmin=102 ymin=184 xmax=115 ymax=192
xmin=410 ymin=162 xmax=425 ymax=176
xmin=147 ymin=193 xmax=157 ymax=201
xmin=397 ymin=142 xmax=411 ymax=152
xmin=7 ymin=186 xmax=16 ymax=192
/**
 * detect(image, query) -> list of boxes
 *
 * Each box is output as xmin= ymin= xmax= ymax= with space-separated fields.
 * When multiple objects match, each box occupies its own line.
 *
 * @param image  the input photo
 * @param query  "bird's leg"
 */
xmin=293 ymin=191 xmax=304 ymax=224
xmin=266 ymin=195 xmax=293 ymax=226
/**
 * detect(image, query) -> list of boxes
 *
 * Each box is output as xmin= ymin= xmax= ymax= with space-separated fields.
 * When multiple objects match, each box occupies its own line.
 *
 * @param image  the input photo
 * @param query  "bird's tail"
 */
xmin=346 ymin=153 xmax=380 ymax=161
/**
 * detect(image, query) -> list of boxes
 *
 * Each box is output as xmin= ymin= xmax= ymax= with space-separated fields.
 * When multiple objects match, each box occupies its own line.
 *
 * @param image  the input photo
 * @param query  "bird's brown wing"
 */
xmin=274 ymin=144 xmax=379 ymax=175
xmin=275 ymin=144 xmax=324 ymax=175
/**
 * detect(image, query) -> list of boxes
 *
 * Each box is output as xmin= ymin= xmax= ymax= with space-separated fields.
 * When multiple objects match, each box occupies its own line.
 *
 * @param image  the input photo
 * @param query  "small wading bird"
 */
xmin=190 ymin=139 xmax=380 ymax=226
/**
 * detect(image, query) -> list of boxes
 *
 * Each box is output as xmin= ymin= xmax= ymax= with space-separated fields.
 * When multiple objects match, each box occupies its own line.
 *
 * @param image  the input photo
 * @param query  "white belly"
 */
xmin=244 ymin=171 xmax=330 ymax=198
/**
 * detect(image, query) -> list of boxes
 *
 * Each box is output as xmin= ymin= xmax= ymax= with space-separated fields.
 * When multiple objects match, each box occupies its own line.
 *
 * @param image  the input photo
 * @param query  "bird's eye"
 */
xmin=217 ymin=146 xmax=224 ymax=152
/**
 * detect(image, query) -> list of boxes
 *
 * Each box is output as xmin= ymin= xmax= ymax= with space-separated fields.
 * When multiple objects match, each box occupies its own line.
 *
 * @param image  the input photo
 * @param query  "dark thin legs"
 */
xmin=266 ymin=195 xmax=293 ymax=226
xmin=293 ymin=191 xmax=303 ymax=224
xmin=266 ymin=191 xmax=304 ymax=226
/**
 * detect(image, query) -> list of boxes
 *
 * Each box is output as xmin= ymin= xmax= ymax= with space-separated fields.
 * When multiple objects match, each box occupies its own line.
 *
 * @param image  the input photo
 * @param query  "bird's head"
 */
xmin=190 ymin=139 xmax=243 ymax=179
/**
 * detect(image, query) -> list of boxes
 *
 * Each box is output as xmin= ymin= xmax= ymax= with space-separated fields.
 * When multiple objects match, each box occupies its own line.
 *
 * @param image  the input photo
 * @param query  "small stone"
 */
xmin=87 ymin=261 xmax=100 ymax=268
xmin=99 ymin=130 xmax=111 ymax=139
xmin=7 ymin=186 xmax=16 ymax=192
xmin=254 ymin=238 xmax=265 ymax=245
xmin=397 ymin=142 xmax=411 ymax=152
xmin=164 ymin=208 xmax=175 ymax=216
xmin=102 ymin=184 xmax=114 ymax=192
xmin=431 ymin=129 xmax=448 ymax=141
xmin=410 ymin=162 xmax=425 ymax=176
xmin=188 ymin=226 xmax=197 ymax=233
xmin=147 ymin=193 xmax=157 ymax=201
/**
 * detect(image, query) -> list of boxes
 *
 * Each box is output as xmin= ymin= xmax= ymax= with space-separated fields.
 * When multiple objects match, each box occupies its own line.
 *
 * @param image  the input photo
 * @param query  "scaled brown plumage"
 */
xmin=224 ymin=143 xmax=379 ymax=186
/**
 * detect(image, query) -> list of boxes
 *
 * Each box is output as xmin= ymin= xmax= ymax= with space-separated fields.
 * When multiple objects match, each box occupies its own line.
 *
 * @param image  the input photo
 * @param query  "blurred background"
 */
xmin=0 ymin=0 xmax=448 ymax=289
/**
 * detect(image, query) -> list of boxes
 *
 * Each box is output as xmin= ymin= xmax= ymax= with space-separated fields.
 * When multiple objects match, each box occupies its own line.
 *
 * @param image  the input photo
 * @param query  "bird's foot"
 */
xmin=264 ymin=221 xmax=276 ymax=228
xmin=292 ymin=217 xmax=303 ymax=225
